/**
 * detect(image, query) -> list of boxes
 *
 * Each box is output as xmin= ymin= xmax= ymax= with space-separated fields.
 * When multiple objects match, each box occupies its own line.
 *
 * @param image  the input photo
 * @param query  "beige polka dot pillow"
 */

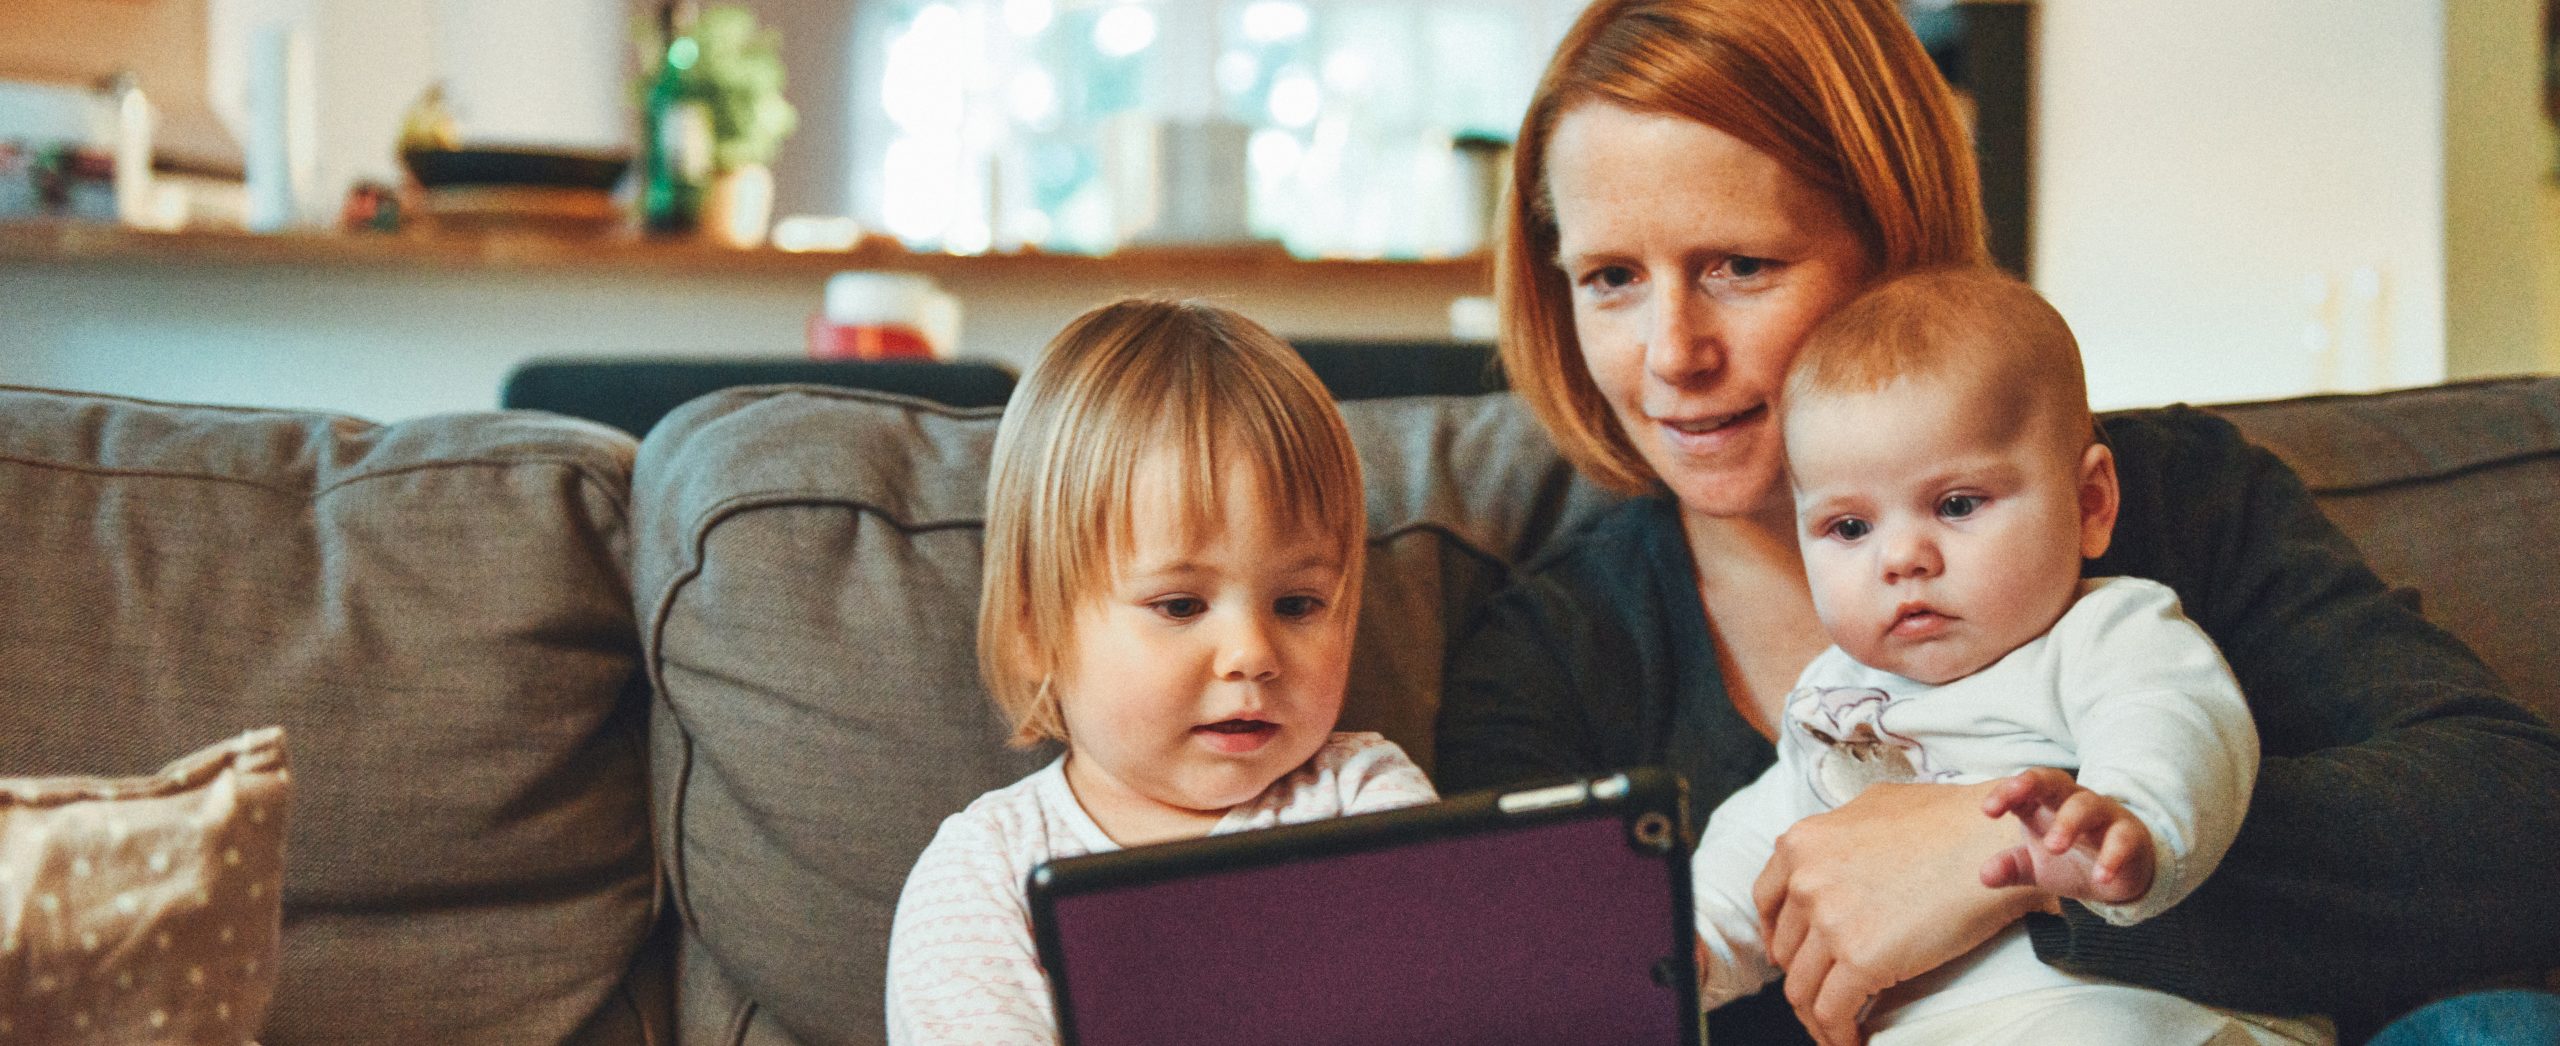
xmin=1 ymin=727 xmax=289 ymax=1043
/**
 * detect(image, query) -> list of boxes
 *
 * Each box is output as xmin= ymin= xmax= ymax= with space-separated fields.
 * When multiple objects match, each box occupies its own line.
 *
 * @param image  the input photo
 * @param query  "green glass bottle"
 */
xmin=641 ymin=0 xmax=710 ymax=234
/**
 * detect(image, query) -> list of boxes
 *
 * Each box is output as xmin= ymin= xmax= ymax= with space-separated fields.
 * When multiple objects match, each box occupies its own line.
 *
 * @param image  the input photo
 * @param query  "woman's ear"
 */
xmin=2078 ymin=442 xmax=2121 ymax=560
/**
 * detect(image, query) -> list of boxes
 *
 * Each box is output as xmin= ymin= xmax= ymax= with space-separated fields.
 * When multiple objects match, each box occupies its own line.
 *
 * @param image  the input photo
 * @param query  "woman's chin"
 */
xmin=1662 ymin=468 xmax=1788 ymax=523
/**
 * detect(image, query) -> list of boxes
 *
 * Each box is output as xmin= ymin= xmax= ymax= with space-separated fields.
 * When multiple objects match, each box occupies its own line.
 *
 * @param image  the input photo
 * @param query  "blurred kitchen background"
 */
xmin=0 ymin=0 xmax=2553 ymax=423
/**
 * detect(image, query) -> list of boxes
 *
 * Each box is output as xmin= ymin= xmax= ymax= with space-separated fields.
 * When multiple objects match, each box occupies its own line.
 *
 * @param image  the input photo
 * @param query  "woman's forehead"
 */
xmin=1545 ymin=104 xmax=1845 ymax=252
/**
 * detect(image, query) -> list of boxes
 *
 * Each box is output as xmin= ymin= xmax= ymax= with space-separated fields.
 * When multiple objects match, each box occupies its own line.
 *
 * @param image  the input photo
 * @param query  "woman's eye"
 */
xmin=1826 ymin=518 xmax=1871 ymax=541
xmin=1580 ymin=265 xmax=1637 ymax=294
xmin=1153 ymin=597 xmax=1207 ymax=621
xmin=1275 ymin=595 xmax=1324 ymax=619
xmin=1938 ymin=494 xmax=1984 ymax=519
xmin=1723 ymin=255 xmax=1772 ymax=280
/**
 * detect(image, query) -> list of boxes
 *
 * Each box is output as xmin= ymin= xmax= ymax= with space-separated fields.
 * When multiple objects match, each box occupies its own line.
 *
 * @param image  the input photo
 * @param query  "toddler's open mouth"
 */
xmin=1193 ymin=718 xmax=1279 ymax=753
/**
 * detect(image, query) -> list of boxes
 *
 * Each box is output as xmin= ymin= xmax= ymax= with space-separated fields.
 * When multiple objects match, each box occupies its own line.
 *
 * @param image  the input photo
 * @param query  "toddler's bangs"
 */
xmin=978 ymin=296 xmax=1366 ymax=748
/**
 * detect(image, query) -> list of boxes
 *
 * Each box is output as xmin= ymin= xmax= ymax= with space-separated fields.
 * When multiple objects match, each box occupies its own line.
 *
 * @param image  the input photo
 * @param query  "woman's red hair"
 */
xmin=1498 ymin=0 xmax=1990 ymax=493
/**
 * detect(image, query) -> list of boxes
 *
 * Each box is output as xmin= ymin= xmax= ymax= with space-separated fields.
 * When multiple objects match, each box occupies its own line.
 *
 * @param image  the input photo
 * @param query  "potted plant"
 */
xmin=642 ymin=4 xmax=799 ymax=246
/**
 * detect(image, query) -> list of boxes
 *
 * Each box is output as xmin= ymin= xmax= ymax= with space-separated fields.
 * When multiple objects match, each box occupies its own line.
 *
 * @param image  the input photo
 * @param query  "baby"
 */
xmin=884 ymin=297 xmax=1437 ymax=1045
xmin=1692 ymin=268 xmax=2328 ymax=1044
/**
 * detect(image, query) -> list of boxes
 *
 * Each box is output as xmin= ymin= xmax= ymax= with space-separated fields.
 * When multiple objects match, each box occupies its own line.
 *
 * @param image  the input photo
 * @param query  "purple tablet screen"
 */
xmin=1045 ymin=814 xmax=1689 ymax=1045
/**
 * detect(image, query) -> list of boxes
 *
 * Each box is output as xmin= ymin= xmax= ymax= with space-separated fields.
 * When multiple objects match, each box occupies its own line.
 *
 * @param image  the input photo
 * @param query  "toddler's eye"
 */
xmin=1938 ymin=494 xmax=1984 ymax=519
xmin=1725 ymin=256 xmax=1770 ymax=279
xmin=1275 ymin=595 xmax=1325 ymax=619
xmin=1825 ymin=518 xmax=1871 ymax=541
xmin=1153 ymin=597 xmax=1207 ymax=621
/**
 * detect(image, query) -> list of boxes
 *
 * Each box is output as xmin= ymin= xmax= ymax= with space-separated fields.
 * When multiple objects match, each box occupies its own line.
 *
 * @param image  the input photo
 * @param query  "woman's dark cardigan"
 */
xmin=1437 ymin=406 xmax=2560 ymax=1040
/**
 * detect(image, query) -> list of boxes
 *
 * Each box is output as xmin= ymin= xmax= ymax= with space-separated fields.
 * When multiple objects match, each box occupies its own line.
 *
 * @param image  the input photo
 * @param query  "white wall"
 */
xmin=2545 ymin=181 xmax=2560 ymax=371
xmin=2442 ymin=0 xmax=2546 ymax=378
xmin=207 ymin=0 xmax=629 ymax=223
xmin=2034 ymin=0 xmax=2446 ymax=410
xmin=2034 ymin=0 xmax=2549 ymax=410
xmin=0 ymin=259 xmax=1464 ymax=421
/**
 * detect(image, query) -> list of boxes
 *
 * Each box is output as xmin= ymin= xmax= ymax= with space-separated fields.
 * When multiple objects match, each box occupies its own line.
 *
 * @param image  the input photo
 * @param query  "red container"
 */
xmin=807 ymin=314 xmax=936 ymax=360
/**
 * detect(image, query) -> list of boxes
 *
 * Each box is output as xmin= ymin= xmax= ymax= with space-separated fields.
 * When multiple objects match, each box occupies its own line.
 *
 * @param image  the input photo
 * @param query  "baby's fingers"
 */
xmin=1982 ymin=767 xmax=2075 ymax=819
xmin=2042 ymin=790 xmax=2116 ymax=854
xmin=2091 ymin=818 xmax=2155 ymax=899
xmin=1979 ymin=846 xmax=2037 ymax=889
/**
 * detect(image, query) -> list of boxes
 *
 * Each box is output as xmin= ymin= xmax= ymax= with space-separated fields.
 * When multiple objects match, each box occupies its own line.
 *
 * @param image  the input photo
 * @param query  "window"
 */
xmin=852 ymin=0 xmax=1581 ymax=258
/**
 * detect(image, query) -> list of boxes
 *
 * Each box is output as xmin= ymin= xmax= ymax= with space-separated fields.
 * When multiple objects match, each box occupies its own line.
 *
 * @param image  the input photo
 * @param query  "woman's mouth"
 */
xmin=1656 ymin=404 xmax=1766 ymax=450
xmin=1193 ymin=718 xmax=1279 ymax=754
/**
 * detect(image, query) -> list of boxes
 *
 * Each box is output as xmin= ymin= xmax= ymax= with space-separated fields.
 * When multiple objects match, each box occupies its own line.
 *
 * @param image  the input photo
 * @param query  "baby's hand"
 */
xmin=1977 ymin=767 xmax=2154 ymax=905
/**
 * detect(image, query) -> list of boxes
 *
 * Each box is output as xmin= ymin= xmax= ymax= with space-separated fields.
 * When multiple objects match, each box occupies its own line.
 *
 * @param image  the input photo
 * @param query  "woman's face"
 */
xmin=1545 ymin=103 xmax=1875 ymax=519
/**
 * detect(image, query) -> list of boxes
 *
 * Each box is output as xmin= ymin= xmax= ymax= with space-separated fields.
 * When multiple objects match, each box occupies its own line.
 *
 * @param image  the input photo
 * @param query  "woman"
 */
xmin=1433 ymin=1 xmax=2560 ymax=1043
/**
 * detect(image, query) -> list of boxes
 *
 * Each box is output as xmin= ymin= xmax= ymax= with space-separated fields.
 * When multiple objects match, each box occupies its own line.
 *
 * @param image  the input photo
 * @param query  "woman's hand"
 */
xmin=1752 ymin=780 xmax=2054 ymax=1046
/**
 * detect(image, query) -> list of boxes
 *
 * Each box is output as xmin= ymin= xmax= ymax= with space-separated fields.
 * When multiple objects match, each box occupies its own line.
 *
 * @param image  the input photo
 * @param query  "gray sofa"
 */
xmin=1 ymin=374 xmax=2553 ymax=1045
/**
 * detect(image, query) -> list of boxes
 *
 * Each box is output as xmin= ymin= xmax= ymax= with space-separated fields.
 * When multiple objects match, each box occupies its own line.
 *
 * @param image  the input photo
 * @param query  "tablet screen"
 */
xmin=1032 ymin=770 xmax=1698 ymax=1046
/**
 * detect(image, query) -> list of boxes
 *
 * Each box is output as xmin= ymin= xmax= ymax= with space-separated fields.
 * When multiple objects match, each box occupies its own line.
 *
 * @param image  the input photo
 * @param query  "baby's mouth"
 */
xmin=1196 ymin=719 xmax=1276 ymax=736
xmin=1890 ymin=605 xmax=1952 ymax=637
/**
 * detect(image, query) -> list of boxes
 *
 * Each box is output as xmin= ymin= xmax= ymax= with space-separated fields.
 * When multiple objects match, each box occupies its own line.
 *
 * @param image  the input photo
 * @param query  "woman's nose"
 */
xmin=1644 ymin=285 xmax=1725 ymax=385
xmin=1215 ymin=614 xmax=1280 ymax=683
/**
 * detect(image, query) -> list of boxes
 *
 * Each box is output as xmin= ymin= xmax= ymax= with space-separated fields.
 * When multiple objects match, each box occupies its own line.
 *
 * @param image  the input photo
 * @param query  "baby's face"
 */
xmin=1786 ymin=377 xmax=2113 ymax=684
xmin=1052 ymin=453 xmax=1353 ymax=841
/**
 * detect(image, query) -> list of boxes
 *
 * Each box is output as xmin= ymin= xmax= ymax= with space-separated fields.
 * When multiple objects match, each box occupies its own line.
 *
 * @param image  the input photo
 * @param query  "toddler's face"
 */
xmin=1786 ymin=377 xmax=2114 ymax=684
xmin=1053 ymin=454 xmax=1353 ymax=841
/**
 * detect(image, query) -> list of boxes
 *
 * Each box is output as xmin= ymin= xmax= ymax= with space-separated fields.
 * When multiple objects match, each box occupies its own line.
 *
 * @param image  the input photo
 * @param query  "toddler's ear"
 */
xmin=2077 ymin=443 xmax=2121 ymax=560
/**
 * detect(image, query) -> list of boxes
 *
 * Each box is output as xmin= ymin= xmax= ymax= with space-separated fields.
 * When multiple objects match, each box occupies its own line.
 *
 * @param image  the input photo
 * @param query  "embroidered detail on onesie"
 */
xmin=1789 ymin=686 xmax=1955 ymax=807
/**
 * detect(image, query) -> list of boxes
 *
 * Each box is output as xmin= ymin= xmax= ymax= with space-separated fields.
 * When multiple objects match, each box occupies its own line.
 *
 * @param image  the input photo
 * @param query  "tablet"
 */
xmin=1027 ymin=767 xmax=1700 ymax=1046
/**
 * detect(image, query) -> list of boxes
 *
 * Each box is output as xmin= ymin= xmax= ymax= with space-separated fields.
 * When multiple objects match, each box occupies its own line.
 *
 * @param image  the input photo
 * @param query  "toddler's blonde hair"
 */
xmin=977 ymin=298 xmax=1366 ymax=748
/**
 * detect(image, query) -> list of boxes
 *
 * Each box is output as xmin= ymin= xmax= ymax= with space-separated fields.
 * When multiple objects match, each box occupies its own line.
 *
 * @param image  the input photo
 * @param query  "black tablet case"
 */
xmin=1028 ymin=768 xmax=1700 ymax=1046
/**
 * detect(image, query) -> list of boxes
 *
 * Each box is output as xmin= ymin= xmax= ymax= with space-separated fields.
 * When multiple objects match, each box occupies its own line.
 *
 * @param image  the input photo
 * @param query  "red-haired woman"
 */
xmin=1435 ymin=1 xmax=2560 ymax=1042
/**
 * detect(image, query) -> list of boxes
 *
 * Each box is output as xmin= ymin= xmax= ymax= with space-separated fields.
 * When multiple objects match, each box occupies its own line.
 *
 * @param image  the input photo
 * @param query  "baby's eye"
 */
xmin=1152 ymin=597 xmax=1208 ymax=621
xmin=1938 ymin=494 xmax=1985 ymax=520
xmin=1723 ymin=255 xmax=1771 ymax=279
xmin=1825 ymin=518 xmax=1871 ymax=542
xmin=1275 ymin=594 xmax=1325 ymax=619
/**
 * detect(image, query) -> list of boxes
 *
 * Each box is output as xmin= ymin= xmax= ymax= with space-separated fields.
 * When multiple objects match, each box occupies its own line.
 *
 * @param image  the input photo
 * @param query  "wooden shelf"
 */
xmin=0 ymin=220 xmax=1493 ymax=292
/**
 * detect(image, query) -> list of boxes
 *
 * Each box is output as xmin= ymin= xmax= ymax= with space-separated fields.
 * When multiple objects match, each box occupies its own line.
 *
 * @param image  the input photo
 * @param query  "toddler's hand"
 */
xmin=1977 ymin=767 xmax=2154 ymax=905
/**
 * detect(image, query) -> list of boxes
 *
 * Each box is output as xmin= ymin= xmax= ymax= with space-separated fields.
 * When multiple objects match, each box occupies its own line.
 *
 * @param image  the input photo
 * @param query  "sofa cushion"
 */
xmin=1 ymin=727 xmax=291 ymax=1042
xmin=0 ymin=386 xmax=666 ymax=1045
xmin=632 ymin=386 xmax=1613 ymax=1045
xmin=2209 ymin=376 xmax=2560 ymax=727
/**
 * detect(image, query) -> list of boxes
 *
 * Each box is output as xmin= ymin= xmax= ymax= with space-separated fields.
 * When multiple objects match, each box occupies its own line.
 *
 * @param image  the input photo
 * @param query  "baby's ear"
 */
xmin=2077 ymin=442 xmax=2121 ymax=560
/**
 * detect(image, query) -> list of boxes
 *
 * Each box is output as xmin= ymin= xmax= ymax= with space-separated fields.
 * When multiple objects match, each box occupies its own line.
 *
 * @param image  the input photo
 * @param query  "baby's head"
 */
xmin=1782 ymin=267 xmax=2119 ymax=685
xmin=978 ymin=297 xmax=1366 ymax=823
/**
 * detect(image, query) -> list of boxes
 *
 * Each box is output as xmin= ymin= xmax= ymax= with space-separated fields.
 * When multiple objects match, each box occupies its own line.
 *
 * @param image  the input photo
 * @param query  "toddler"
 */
xmin=1692 ymin=268 xmax=2328 ymax=1044
xmin=885 ymin=298 xmax=1436 ymax=1045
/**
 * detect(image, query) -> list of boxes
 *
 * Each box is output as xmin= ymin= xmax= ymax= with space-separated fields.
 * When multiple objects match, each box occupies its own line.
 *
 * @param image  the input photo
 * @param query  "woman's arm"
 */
xmin=1435 ymin=498 xmax=1776 ymax=811
xmin=2034 ymin=409 xmax=2560 ymax=1028
xmin=1433 ymin=572 xmax=1610 ymax=794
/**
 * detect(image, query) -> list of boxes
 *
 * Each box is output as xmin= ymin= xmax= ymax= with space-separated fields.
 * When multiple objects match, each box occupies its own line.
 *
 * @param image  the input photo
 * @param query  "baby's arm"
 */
xmin=885 ymin=812 xmax=1057 ymax=1046
xmin=1979 ymin=766 xmax=2154 ymax=904
xmin=1692 ymin=748 xmax=1817 ymax=1009
xmin=2027 ymin=578 xmax=2260 ymax=926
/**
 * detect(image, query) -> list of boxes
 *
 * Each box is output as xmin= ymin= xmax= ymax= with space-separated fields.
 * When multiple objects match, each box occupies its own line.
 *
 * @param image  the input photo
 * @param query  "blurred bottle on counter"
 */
xmin=640 ymin=0 xmax=711 ymax=235
xmin=106 ymin=72 xmax=156 ymax=227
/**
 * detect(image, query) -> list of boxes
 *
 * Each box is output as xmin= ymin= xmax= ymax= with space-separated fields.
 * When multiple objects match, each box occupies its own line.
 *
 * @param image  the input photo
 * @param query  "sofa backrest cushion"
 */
xmin=0 ymin=387 xmax=666 ymax=1045
xmin=631 ymin=386 xmax=1614 ymax=1045
xmin=2208 ymin=375 xmax=2560 ymax=728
